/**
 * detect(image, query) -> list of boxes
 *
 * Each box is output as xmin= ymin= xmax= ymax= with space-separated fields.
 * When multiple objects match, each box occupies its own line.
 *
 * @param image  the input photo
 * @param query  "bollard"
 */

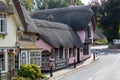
xmin=93 ymin=52 xmax=95 ymax=60
xmin=74 ymin=59 xmax=76 ymax=68
xmin=50 ymin=66 xmax=53 ymax=77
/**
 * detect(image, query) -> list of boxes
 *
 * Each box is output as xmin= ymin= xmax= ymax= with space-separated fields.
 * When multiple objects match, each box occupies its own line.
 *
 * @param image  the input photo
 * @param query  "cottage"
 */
xmin=11 ymin=0 xmax=42 ymax=68
xmin=31 ymin=5 xmax=95 ymax=63
xmin=0 ymin=0 xmax=17 ymax=79
xmin=0 ymin=0 xmax=42 ymax=79
xmin=33 ymin=19 xmax=82 ymax=70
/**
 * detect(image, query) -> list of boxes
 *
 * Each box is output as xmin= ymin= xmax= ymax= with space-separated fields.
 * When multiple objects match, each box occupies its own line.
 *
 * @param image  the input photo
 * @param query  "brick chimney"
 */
xmin=70 ymin=0 xmax=75 ymax=5
xmin=45 ymin=0 xmax=48 ymax=9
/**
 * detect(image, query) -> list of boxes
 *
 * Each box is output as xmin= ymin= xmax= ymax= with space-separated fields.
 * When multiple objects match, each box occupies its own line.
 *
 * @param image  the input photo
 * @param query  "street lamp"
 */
xmin=15 ymin=42 xmax=20 ymax=75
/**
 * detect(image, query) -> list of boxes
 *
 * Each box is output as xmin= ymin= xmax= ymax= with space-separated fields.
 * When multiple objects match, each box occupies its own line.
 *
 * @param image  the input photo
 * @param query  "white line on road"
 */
xmin=89 ymin=60 xmax=119 ymax=80
xmin=89 ymin=68 xmax=106 ymax=80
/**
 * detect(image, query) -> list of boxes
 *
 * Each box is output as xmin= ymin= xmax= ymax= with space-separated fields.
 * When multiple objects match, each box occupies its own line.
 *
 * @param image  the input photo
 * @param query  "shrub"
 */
xmin=12 ymin=76 xmax=27 ymax=80
xmin=93 ymin=38 xmax=108 ymax=45
xmin=19 ymin=64 xmax=45 ymax=80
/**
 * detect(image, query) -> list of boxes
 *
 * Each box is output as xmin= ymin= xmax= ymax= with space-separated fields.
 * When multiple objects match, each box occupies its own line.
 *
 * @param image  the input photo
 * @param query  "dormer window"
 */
xmin=0 ymin=13 xmax=7 ymax=34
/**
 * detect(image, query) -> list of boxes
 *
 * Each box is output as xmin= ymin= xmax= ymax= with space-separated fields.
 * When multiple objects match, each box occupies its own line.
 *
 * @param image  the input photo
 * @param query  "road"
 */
xmin=58 ymin=46 xmax=120 ymax=80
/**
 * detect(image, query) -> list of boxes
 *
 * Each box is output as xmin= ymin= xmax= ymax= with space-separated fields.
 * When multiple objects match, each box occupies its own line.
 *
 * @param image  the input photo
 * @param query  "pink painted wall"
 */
xmin=75 ymin=21 xmax=94 ymax=61
xmin=36 ymin=38 xmax=52 ymax=51
xmin=68 ymin=49 xmax=77 ymax=64
xmin=76 ymin=21 xmax=94 ymax=43
xmin=80 ymin=45 xmax=91 ymax=60
xmin=88 ymin=21 xmax=94 ymax=43
xmin=69 ymin=56 xmax=77 ymax=64
xmin=76 ymin=30 xmax=85 ymax=43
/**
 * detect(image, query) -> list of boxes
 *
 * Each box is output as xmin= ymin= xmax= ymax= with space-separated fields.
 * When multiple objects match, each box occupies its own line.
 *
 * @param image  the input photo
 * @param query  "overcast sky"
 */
xmin=81 ymin=0 xmax=91 ymax=5
xmin=81 ymin=0 xmax=101 ymax=5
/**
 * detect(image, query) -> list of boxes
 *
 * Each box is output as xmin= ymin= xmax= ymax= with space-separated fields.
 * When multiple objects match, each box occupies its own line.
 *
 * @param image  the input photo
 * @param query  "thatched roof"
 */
xmin=94 ymin=29 xmax=105 ymax=40
xmin=0 ymin=1 xmax=12 ymax=13
xmin=13 ymin=0 xmax=39 ymax=33
xmin=33 ymin=19 xmax=82 ymax=48
xmin=31 ymin=6 xmax=94 ymax=30
xmin=93 ymin=33 xmax=100 ymax=40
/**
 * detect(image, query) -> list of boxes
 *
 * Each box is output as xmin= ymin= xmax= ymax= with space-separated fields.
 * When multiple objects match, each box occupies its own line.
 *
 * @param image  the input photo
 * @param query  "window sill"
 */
xmin=0 ymin=33 xmax=8 ymax=39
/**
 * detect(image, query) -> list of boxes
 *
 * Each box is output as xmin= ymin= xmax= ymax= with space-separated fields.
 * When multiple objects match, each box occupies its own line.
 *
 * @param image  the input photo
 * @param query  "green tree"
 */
xmin=99 ymin=0 xmax=120 ymax=42
xmin=23 ymin=0 xmax=34 ymax=11
xmin=35 ymin=0 xmax=83 ymax=10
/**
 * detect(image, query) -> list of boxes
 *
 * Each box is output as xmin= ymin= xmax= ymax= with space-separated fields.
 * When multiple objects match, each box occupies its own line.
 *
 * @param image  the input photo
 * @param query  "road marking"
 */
xmin=89 ymin=60 xmax=119 ymax=80
xmin=89 ymin=68 xmax=106 ymax=80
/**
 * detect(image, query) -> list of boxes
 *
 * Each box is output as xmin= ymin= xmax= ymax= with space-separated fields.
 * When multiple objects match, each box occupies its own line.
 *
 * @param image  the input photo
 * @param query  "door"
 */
xmin=77 ymin=48 xmax=80 ymax=63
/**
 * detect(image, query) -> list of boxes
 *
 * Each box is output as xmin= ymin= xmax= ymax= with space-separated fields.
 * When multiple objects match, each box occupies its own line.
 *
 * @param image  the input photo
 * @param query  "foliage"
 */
xmin=18 ymin=64 xmax=46 ymax=80
xmin=23 ymin=0 xmax=34 ymax=12
xmin=93 ymin=38 xmax=108 ymax=45
xmin=90 ymin=0 xmax=120 ymax=42
xmin=35 ymin=0 xmax=83 ymax=10
xmin=12 ymin=76 xmax=27 ymax=80
xmin=99 ymin=0 xmax=120 ymax=42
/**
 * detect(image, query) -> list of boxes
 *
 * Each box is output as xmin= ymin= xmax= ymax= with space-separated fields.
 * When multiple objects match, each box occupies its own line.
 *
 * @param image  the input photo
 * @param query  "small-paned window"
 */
xmin=30 ymin=52 xmax=41 ymax=66
xmin=86 ymin=27 xmax=91 ymax=37
xmin=69 ymin=48 xmax=73 ymax=57
xmin=65 ymin=49 xmax=68 ymax=58
xmin=0 ymin=51 xmax=5 ymax=71
xmin=60 ymin=48 xmax=63 ymax=58
xmin=83 ymin=44 xmax=89 ymax=55
xmin=56 ymin=48 xmax=60 ymax=59
xmin=20 ymin=52 xmax=26 ymax=65
xmin=0 ymin=14 xmax=7 ymax=34
xmin=73 ymin=48 xmax=76 ymax=57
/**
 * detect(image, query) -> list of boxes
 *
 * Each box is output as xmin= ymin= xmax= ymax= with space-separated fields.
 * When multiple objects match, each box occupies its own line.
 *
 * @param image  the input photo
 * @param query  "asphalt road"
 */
xmin=58 ymin=49 xmax=120 ymax=80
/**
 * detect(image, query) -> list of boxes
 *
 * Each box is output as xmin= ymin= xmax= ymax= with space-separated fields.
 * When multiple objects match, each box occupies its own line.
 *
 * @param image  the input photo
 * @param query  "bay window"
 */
xmin=20 ymin=52 xmax=27 ymax=65
xmin=30 ymin=52 xmax=41 ymax=66
xmin=19 ymin=51 xmax=41 ymax=67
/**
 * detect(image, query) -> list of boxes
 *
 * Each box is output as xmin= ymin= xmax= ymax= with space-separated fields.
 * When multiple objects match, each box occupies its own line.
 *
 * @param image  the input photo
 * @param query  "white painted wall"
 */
xmin=0 ymin=14 xmax=17 ymax=47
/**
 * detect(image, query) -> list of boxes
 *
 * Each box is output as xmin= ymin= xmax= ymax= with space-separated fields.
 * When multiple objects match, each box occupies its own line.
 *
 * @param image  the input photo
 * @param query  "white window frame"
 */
xmin=0 ymin=49 xmax=8 ymax=73
xmin=19 ymin=51 xmax=28 ymax=66
xmin=69 ymin=48 xmax=73 ymax=57
xmin=56 ymin=48 xmax=60 ymax=59
xmin=0 ymin=52 xmax=5 ymax=72
xmin=0 ymin=13 xmax=7 ymax=34
xmin=29 ymin=51 xmax=42 ymax=67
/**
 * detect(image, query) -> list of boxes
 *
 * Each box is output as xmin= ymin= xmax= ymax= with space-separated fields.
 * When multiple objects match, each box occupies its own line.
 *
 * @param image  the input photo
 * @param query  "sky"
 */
xmin=81 ymin=0 xmax=101 ymax=5
xmin=81 ymin=0 xmax=91 ymax=5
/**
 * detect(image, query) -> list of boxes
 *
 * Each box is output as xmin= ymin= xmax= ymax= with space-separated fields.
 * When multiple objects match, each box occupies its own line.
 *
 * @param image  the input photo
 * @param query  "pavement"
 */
xmin=43 ymin=54 xmax=99 ymax=80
